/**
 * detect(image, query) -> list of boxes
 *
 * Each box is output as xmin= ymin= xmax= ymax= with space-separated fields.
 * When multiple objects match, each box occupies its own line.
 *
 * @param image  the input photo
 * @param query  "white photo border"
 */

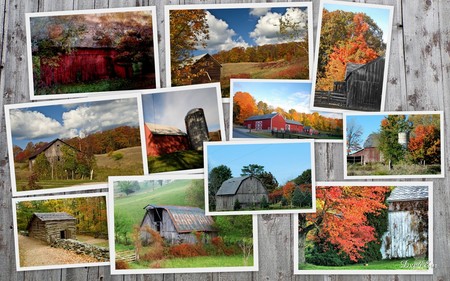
xmin=108 ymin=173 xmax=259 ymax=274
xmin=12 ymin=192 xmax=110 ymax=271
xmin=139 ymin=83 xmax=225 ymax=175
xmin=204 ymin=139 xmax=316 ymax=216
xmin=294 ymin=181 xmax=434 ymax=275
xmin=26 ymin=6 xmax=161 ymax=101
xmin=229 ymin=78 xmax=343 ymax=143
xmin=310 ymin=0 xmax=394 ymax=113
xmin=164 ymin=2 xmax=314 ymax=88
xmin=343 ymin=110 xmax=445 ymax=179
xmin=5 ymin=93 xmax=147 ymax=197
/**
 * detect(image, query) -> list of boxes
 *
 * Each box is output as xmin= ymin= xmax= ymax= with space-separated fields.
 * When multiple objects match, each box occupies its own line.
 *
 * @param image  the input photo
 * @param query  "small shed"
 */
xmin=215 ymin=176 xmax=269 ymax=211
xmin=381 ymin=186 xmax=429 ymax=259
xmin=145 ymin=123 xmax=190 ymax=157
xmin=184 ymin=108 xmax=209 ymax=151
xmin=28 ymin=138 xmax=79 ymax=171
xmin=285 ymin=119 xmax=304 ymax=133
xmin=140 ymin=205 xmax=218 ymax=244
xmin=243 ymin=113 xmax=285 ymax=131
xmin=187 ymin=53 xmax=222 ymax=84
xmin=27 ymin=212 xmax=77 ymax=244
xmin=303 ymin=126 xmax=318 ymax=135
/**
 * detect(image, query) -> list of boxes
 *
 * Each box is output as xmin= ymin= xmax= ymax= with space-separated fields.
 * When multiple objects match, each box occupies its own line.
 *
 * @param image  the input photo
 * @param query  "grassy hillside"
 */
xmin=95 ymin=146 xmax=144 ymax=180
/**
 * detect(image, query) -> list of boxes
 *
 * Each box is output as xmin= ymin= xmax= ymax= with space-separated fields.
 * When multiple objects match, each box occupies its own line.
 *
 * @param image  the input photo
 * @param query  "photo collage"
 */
xmin=5 ymin=0 xmax=440 ymax=276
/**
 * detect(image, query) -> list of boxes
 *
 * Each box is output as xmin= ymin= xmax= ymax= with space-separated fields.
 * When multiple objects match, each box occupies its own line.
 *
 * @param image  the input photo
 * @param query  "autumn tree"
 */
xmin=233 ymin=91 xmax=257 ymax=124
xmin=346 ymin=119 xmax=364 ymax=154
xmin=208 ymin=165 xmax=232 ymax=209
xmin=408 ymin=124 xmax=441 ymax=165
xmin=169 ymin=10 xmax=209 ymax=85
xmin=378 ymin=115 xmax=412 ymax=168
xmin=298 ymin=185 xmax=390 ymax=265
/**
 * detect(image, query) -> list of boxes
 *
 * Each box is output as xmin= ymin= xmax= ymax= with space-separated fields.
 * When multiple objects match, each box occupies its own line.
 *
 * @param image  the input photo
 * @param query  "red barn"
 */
xmin=303 ymin=126 xmax=319 ymax=135
xmin=285 ymin=119 xmax=304 ymax=133
xmin=243 ymin=113 xmax=286 ymax=131
xmin=347 ymin=147 xmax=383 ymax=165
xmin=145 ymin=123 xmax=190 ymax=157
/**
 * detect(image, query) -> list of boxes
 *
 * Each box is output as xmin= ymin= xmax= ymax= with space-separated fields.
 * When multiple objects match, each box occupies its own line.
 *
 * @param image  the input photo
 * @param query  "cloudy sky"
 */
xmin=10 ymin=98 xmax=140 ymax=149
xmin=232 ymin=80 xmax=341 ymax=119
xmin=142 ymin=87 xmax=222 ymax=133
xmin=207 ymin=142 xmax=312 ymax=185
xmin=193 ymin=7 xmax=308 ymax=55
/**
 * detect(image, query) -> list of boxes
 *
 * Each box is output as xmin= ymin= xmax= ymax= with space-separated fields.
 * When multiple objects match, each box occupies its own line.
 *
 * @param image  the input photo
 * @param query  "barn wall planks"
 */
xmin=0 ymin=1 xmax=449 ymax=281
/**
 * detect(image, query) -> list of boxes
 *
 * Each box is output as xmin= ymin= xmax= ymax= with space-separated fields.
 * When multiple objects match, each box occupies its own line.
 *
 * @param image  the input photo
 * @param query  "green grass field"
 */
xmin=128 ymin=255 xmax=254 ymax=269
xmin=147 ymin=150 xmax=203 ymax=173
xmin=300 ymin=257 xmax=429 ymax=270
xmin=347 ymin=162 xmax=441 ymax=176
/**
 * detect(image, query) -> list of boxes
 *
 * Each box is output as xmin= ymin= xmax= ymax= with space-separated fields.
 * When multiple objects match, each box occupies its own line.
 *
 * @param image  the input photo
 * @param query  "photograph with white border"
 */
xmin=26 ymin=6 xmax=160 ymax=100
xmin=204 ymin=139 xmax=315 ymax=216
xmin=310 ymin=0 xmax=394 ymax=113
xmin=12 ymin=192 xmax=110 ymax=271
xmin=344 ymin=111 xmax=444 ymax=179
xmin=140 ymin=83 xmax=225 ymax=175
xmin=5 ymin=93 xmax=147 ymax=197
xmin=165 ymin=2 xmax=313 ymax=98
xmin=230 ymin=79 xmax=343 ymax=143
xmin=108 ymin=174 xmax=258 ymax=274
xmin=294 ymin=181 xmax=433 ymax=275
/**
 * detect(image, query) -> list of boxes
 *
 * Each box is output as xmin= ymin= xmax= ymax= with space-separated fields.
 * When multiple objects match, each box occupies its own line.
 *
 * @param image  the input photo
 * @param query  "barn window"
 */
xmin=153 ymin=209 xmax=164 ymax=231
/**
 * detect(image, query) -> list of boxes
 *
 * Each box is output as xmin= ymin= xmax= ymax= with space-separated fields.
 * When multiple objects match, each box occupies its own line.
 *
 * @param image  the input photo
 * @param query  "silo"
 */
xmin=185 ymin=108 xmax=209 ymax=151
xmin=398 ymin=131 xmax=409 ymax=149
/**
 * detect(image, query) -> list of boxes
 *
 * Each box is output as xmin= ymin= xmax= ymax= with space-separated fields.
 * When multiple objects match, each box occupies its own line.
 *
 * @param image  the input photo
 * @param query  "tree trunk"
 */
xmin=90 ymin=169 xmax=94 ymax=180
xmin=298 ymin=231 xmax=307 ymax=265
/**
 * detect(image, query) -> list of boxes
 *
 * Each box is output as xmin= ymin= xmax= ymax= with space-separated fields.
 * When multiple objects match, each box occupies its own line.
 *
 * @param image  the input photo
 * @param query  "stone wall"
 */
xmin=51 ymin=239 xmax=109 ymax=261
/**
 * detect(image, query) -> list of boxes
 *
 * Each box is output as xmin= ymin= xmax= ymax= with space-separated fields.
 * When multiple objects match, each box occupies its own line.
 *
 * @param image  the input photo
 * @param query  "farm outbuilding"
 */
xmin=28 ymin=138 xmax=79 ymax=171
xmin=380 ymin=186 xmax=429 ymax=259
xmin=187 ymin=53 xmax=222 ymax=84
xmin=145 ymin=123 xmax=190 ymax=157
xmin=215 ymin=176 xmax=269 ymax=211
xmin=27 ymin=212 xmax=77 ymax=244
xmin=140 ymin=205 xmax=218 ymax=245
xmin=285 ymin=119 xmax=304 ymax=133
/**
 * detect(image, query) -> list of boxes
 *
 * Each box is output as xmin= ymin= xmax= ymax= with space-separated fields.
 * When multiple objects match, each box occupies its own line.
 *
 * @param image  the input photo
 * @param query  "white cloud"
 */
xmin=250 ymin=7 xmax=308 ymax=46
xmin=10 ymin=98 xmax=140 ymax=141
xmin=204 ymin=11 xmax=249 ymax=53
xmin=249 ymin=8 xmax=270 ymax=17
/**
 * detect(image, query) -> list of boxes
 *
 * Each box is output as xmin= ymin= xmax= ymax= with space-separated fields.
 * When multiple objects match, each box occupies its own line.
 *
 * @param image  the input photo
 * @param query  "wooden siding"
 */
xmin=145 ymin=125 xmax=190 ymax=156
xmin=348 ymin=147 xmax=383 ymax=165
xmin=191 ymin=56 xmax=221 ymax=84
xmin=28 ymin=218 xmax=76 ymax=244
xmin=1 ymin=0 xmax=450 ymax=280
xmin=28 ymin=139 xmax=74 ymax=170
xmin=216 ymin=177 xmax=268 ymax=211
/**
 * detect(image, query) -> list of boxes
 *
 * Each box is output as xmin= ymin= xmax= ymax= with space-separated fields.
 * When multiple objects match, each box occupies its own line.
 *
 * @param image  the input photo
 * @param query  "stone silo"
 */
xmin=185 ymin=108 xmax=209 ymax=151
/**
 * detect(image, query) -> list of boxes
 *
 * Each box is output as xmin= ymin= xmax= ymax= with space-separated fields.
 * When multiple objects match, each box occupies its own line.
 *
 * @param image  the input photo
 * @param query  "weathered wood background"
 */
xmin=0 ymin=0 xmax=449 ymax=280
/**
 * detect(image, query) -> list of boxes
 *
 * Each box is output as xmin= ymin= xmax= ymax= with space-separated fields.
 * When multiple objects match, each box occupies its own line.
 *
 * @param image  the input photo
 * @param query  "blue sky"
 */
xmin=191 ymin=6 xmax=309 ymax=55
xmin=207 ymin=142 xmax=312 ymax=184
xmin=324 ymin=3 xmax=392 ymax=43
xmin=232 ymin=80 xmax=341 ymax=119
xmin=9 ymin=98 xmax=139 ymax=149
xmin=346 ymin=114 xmax=389 ymax=148
xmin=142 ymin=87 xmax=221 ymax=134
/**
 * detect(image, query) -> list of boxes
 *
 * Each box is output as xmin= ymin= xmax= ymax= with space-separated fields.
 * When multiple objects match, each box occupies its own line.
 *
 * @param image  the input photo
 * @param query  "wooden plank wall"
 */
xmin=0 ymin=0 xmax=449 ymax=280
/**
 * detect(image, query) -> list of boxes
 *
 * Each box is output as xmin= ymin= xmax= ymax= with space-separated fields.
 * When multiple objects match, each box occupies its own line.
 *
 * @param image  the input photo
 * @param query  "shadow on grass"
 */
xmin=148 ymin=150 xmax=203 ymax=173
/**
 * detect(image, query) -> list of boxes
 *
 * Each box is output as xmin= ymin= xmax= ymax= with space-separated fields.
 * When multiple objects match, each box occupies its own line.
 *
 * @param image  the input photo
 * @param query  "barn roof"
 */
xmin=145 ymin=123 xmax=186 ymax=136
xmin=216 ymin=175 xmax=264 ymax=196
xmin=345 ymin=56 xmax=385 ymax=80
xmin=28 ymin=138 xmax=79 ymax=160
xmin=143 ymin=205 xmax=217 ymax=233
xmin=181 ymin=53 xmax=222 ymax=68
xmin=387 ymin=186 xmax=428 ymax=202
xmin=245 ymin=113 xmax=278 ymax=121
xmin=27 ymin=212 xmax=76 ymax=230
xmin=286 ymin=119 xmax=303 ymax=126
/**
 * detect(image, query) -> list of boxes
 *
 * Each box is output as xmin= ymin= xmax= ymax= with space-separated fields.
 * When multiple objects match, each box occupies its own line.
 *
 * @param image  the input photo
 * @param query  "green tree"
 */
xmin=241 ymin=164 xmax=265 ymax=177
xmin=186 ymin=179 xmax=205 ymax=208
xmin=258 ymin=171 xmax=279 ymax=193
xmin=378 ymin=115 xmax=412 ymax=168
xmin=118 ymin=181 xmax=140 ymax=196
xmin=61 ymin=145 xmax=77 ymax=179
xmin=208 ymin=165 xmax=232 ymax=209
xmin=292 ymin=188 xmax=304 ymax=207
xmin=260 ymin=196 xmax=269 ymax=209
xmin=234 ymin=199 xmax=241 ymax=210
xmin=293 ymin=169 xmax=312 ymax=185
xmin=33 ymin=153 xmax=51 ymax=180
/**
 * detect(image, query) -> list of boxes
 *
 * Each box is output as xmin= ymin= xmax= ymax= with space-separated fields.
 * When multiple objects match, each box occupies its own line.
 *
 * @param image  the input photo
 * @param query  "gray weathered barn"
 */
xmin=28 ymin=139 xmax=79 ymax=171
xmin=380 ymin=186 xmax=429 ymax=259
xmin=185 ymin=108 xmax=210 ymax=151
xmin=140 ymin=205 xmax=217 ymax=244
xmin=26 ymin=212 xmax=77 ymax=244
xmin=215 ymin=176 xmax=269 ymax=211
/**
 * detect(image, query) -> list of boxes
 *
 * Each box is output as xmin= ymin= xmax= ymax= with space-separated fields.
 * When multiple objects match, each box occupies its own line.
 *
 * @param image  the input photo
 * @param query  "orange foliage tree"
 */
xmin=233 ymin=91 xmax=257 ymax=124
xmin=408 ymin=124 xmax=441 ymax=165
xmin=298 ymin=185 xmax=390 ymax=264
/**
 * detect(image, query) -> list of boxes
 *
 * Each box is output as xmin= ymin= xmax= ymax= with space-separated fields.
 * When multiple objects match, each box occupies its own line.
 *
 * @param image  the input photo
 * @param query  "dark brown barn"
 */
xmin=140 ymin=205 xmax=218 ymax=244
xmin=215 ymin=176 xmax=269 ymax=211
xmin=145 ymin=123 xmax=190 ymax=157
xmin=188 ymin=53 xmax=222 ymax=84
xmin=381 ymin=186 xmax=429 ymax=259
xmin=28 ymin=138 xmax=79 ymax=171
xmin=27 ymin=212 xmax=77 ymax=244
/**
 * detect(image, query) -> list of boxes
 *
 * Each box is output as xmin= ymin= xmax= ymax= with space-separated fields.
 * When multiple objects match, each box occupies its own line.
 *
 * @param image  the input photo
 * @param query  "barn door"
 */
xmin=255 ymin=121 xmax=262 ymax=131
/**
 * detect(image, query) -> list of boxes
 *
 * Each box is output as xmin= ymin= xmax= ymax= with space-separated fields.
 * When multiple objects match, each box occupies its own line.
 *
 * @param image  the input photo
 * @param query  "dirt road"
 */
xmin=19 ymin=235 xmax=99 ymax=267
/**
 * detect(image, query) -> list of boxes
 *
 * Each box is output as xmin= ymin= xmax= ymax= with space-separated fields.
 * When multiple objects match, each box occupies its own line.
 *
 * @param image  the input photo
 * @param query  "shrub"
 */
xmin=281 ymin=197 xmax=288 ymax=206
xmin=233 ymin=199 xmax=241 ymax=210
xmin=168 ymin=243 xmax=207 ymax=258
xmin=111 ymin=152 xmax=124 ymax=161
xmin=115 ymin=260 xmax=130 ymax=269
xmin=260 ymin=196 xmax=269 ymax=209
xmin=26 ymin=173 xmax=42 ymax=190
xmin=306 ymin=242 xmax=351 ymax=266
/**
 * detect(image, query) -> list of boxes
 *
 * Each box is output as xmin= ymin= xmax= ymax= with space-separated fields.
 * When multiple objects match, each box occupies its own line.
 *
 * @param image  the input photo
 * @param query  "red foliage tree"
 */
xmin=233 ymin=91 xmax=257 ymax=125
xmin=408 ymin=124 xmax=441 ymax=165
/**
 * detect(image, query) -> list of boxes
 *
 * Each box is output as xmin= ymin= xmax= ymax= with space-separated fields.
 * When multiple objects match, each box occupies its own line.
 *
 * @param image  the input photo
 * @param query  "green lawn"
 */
xmin=234 ymin=126 xmax=342 ymax=140
xmin=128 ymin=255 xmax=253 ymax=269
xmin=147 ymin=150 xmax=203 ymax=173
xmin=300 ymin=258 xmax=430 ymax=270
xmin=347 ymin=162 xmax=441 ymax=176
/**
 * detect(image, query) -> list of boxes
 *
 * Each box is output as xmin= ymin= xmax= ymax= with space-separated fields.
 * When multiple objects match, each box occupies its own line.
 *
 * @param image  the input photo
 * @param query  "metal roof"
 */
xmin=387 ymin=186 xmax=428 ymax=202
xmin=216 ymin=176 xmax=252 ymax=196
xmin=145 ymin=123 xmax=186 ymax=136
xmin=286 ymin=119 xmax=303 ymax=126
xmin=244 ymin=113 xmax=278 ymax=121
xmin=144 ymin=205 xmax=217 ymax=233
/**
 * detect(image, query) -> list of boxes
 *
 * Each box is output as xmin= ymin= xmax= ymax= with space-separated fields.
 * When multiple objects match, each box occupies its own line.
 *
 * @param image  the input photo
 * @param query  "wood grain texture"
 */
xmin=0 ymin=0 xmax=448 ymax=281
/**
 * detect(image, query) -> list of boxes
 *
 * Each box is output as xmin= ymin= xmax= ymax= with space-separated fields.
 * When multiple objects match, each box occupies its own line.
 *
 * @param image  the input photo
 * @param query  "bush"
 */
xmin=281 ymin=197 xmax=288 ymax=206
xmin=111 ymin=152 xmax=124 ymax=161
xmin=233 ymin=199 xmax=241 ymax=210
xmin=260 ymin=196 xmax=269 ymax=209
xmin=306 ymin=242 xmax=352 ymax=266
xmin=115 ymin=260 xmax=130 ymax=269
xmin=168 ymin=243 xmax=207 ymax=258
